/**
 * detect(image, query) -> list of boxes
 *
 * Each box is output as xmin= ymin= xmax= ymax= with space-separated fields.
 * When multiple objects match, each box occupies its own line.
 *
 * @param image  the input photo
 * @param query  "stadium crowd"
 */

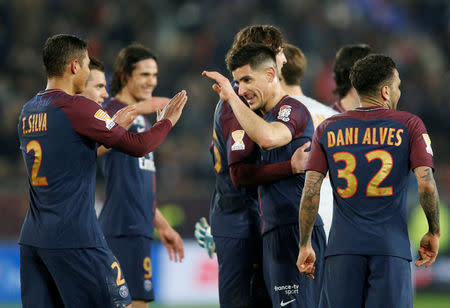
xmin=0 ymin=0 xmax=448 ymax=238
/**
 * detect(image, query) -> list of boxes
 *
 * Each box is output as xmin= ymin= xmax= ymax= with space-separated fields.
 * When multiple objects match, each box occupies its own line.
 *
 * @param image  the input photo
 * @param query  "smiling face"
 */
xmin=232 ymin=63 xmax=275 ymax=112
xmin=81 ymin=69 xmax=108 ymax=105
xmin=123 ymin=58 xmax=158 ymax=102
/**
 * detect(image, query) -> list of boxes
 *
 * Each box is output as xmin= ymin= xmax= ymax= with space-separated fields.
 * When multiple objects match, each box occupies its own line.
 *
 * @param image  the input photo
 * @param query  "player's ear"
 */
xmin=70 ymin=59 xmax=79 ymax=74
xmin=265 ymin=66 xmax=276 ymax=82
xmin=381 ymin=85 xmax=390 ymax=101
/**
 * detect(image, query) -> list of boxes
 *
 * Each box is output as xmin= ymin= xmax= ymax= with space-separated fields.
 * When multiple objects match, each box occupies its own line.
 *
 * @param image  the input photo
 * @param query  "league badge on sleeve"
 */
xmin=277 ymin=105 xmax=292 ymax=122
xmin=94 ymin=109 xmax=116 ymax=130
xmin=422 ymin=134 xmax=433 ymax=156
xmin=231 ymin=130 xmax=245 ymax=151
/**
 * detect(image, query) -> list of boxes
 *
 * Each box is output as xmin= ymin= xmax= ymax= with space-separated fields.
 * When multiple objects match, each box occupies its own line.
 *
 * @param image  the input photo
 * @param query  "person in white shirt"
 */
xmin=280 ymin=43 xmax=337 ymax=240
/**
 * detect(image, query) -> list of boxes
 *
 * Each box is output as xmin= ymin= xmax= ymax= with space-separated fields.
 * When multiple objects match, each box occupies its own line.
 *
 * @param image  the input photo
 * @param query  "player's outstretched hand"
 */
xmin=159 ymin=226 xmax=185 ymax=263
xmin=297 ymin=245 xmax=316 ymax=279
xmin=291 ymin=141 xmax=311 ymax=174
xmin=157 ymin=90 xmax=188 ymax=127
xmin=202 ymin=71 xmax=237 ymax=103
xmin=136 ymin=96 xmax=170 ymax=115
xmin=194 ymin=217 xmax=216 ymax=258
xmin=112 ymin=105 xmax=138 ymax=129
xmin=415 ymin=231 xmax=440 ymax=268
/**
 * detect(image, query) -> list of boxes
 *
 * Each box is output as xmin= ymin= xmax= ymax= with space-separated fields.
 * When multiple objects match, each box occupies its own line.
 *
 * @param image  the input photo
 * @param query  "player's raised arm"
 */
xmin=413 ymin=166 xmax=440 ymax=268
xmin=109 ymin=90 xmax=187 ymax=157
xmin=135 ymin=96 xmax=170 ymax=115
xmin=202 ymin=70 xmax=292 ymax=150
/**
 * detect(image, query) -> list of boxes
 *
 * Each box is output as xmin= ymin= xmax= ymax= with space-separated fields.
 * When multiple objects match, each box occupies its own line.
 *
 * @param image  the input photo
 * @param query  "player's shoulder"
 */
xmin=295 ymin=96 xmax=337 ymax=116
xmin=102 ymin=98 xmax=127 ymax=116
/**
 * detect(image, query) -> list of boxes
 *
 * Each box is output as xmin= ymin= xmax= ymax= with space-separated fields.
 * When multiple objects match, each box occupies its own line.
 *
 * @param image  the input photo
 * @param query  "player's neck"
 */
xmin=340 ymin=88 xmax=361 ymax=110
xmin=46 ymin=78 xmax=76 ymax=96
xmin=360 ymin=96 xmax=390 ymax=109
xmin=263 ymin=86 xmax=285 ymax=115
xmin=281 ymin=84 xmax=304 ymax=97
xmin=115 ymin=89 xmax=141 ymax=105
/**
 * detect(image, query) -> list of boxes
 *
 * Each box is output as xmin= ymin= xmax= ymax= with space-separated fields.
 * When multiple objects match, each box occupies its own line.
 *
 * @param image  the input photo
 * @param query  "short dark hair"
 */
xmin=43 ymin=34 xmax=88 ymax=78
xmin=89 ymin=56 xmax=104 ymax=72
xmin=226 ymin=25 xmax=284 ymax=66
xmin=226 ymin=43 xmax=277 ymax=73
xmin=350 ymin=54 xmax=396 ymax=97
xmin=110 ymin=43 xmax=157 ymax=96
xmin=333 ymin=44 xmax=372 ymax=97
xmin=281 ymin=43 xmax=307 ymax=86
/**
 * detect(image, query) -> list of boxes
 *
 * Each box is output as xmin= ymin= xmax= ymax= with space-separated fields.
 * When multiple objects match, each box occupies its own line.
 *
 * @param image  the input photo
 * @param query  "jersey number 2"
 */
xmin=333 ymin=150 xmax=393 ymax=198
xmin=111 ymin=261 xmax=126 ymax=286
xmin=26 ymin=140 xmax=48 ymax=186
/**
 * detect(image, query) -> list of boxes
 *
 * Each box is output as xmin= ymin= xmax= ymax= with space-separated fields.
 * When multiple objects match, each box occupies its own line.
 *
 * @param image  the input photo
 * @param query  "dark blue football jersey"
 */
xmin=307 ymin=106 xmax=434 ymax=260
xmin=258 ymin=96 xmax=320 ymax=234
xmin=98 ymin=99 xmax=156 ymax=238
xmin=18 ymin=90 xmax=128 ymax=248
xmin=210 ymin=93 xmax=260 ymax=239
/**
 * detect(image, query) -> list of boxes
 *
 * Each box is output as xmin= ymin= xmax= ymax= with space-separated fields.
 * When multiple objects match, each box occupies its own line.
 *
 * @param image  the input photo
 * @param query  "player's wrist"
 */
xmin=428 ymin=230 xmax=441 ymax=237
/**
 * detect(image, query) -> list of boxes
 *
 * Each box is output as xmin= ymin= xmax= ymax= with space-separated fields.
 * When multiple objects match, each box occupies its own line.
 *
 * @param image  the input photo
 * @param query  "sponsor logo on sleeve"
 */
xmin=231 ymin=130 xmax=245 ymax=151
xmin=94 ymin=109 xmax=116 ymax=130
xmin=422 ymin=134 xmax=433 ymax=156
xmin=277 ymin=105 xmax=292 ymax=122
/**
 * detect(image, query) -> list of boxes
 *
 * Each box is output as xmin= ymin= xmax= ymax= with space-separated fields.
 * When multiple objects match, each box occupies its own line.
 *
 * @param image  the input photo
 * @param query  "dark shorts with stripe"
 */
xmin=20 ymin=244 xmax=131 ymax=308
xmin=262 ymin=223 xmax=326 ymax=308
xmin=106 ymin=236 xmax=155 ymax=302
xmin=320 ymin=254 xmax=412 ymax=308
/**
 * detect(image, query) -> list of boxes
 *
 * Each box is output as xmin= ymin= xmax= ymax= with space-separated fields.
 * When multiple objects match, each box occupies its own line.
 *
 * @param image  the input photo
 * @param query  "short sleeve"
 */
xmin=407 ymin=115 xmax=434 ymax=170
xmin=305 ymin=122 xmax=328 ymax=174
xmin=273 ymin=99 xmax=311 ymax=139
xmin=60 ymin=96 xmax=126 ymax=147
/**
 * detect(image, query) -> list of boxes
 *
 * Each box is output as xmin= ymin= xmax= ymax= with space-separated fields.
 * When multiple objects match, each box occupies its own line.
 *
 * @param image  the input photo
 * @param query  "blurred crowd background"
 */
xmin=0 ymin=0 xmax=448 ymax=245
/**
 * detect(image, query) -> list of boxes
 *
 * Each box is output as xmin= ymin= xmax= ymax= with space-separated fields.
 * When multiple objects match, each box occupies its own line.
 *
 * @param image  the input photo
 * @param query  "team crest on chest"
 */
xmin=422 ymin=134 xmax=433 ymax=156
xmin=94 ymin=109 xmax=116 ymax=130
xmin=231 ymin=130 xmax=245 ymax=151
xmin=277 ymin=105 xmax=292 ymax=122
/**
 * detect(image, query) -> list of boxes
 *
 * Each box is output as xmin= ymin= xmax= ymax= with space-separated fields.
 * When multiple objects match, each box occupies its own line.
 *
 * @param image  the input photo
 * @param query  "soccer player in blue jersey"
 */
xmin=18 ymin=34 xmax=187 ymax=308
xmin=297 ymin=54 xmax=440 ymax=308
xmin=331 ymin=44 xmax=372 ymax=113
xmin=203 ymin=44 xmax=326 ymax=308
xmin=197 ymin=25 xmax=313 ymax=308
xmin=98 ymin=43 xmax=185 ymax=308
xmin=281 ymin=43 xmax=338 ymax=241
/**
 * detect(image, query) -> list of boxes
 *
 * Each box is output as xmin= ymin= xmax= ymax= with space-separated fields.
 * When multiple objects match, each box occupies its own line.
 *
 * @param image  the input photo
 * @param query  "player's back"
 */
xmin=18 ymin=90 xmax=116 ymax=249
xmin=313 ymin=106 xmax=432 ymax=260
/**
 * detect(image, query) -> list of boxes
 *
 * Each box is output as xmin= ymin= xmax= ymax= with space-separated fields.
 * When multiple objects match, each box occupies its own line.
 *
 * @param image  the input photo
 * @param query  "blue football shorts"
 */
xmin=20 ymin=244 xmax=131 ymax=308
xmin=320 ymin=254 xmax=412 ymax=308
xmin=106 ymin=235 xmax=155 ymax=302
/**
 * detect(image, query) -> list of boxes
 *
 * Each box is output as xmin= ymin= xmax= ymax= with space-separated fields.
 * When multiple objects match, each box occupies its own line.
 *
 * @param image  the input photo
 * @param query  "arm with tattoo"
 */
xmin=414 ymin=166 xmax=440 ymax=234
xmin=299 ymin=171 xmax=325 ymax=247
xmin=297 ymin=170 xmax=325 ymax=278
xmin=413 ymin=166 xmax=440 ymax=268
